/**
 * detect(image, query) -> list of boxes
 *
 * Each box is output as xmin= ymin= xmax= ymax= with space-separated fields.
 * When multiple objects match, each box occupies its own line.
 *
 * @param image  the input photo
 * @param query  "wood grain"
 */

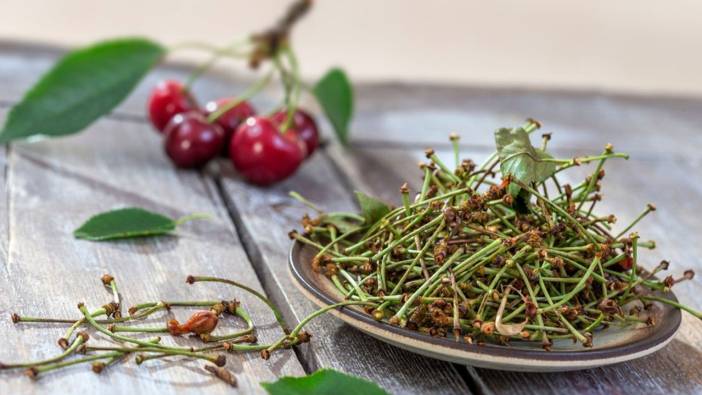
xmin=215 ymin=154 xmax=472 ymax=395
xmin=0 ymin=111 xmax=305 ymax=394
xmin=348 ymin=84 xmax=702 ymax=159
xmin=329 ymin=144 xmax=702 ymax=395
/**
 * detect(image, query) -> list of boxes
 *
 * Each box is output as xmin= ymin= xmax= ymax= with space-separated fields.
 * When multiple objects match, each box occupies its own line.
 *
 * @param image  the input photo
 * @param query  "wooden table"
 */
xmin=0 ymin=43 xmax=700 ymax=394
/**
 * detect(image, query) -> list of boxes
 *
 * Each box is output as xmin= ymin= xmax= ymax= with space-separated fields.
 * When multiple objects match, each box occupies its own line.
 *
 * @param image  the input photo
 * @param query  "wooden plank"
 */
xmin=329 ymin=144 xmax=702 ymax=394
xmin=348 ymin=84 xmax=702 ymax=158
xmin=0 ymin=110 xmax=305 ymax=394
xmin=3 ymin=43 xmax=702 ymax=160
xmin=215 ymin=154 xmax=473 ymax=395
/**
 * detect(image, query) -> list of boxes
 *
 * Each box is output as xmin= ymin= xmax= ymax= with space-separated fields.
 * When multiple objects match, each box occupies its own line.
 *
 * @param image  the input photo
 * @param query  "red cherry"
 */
xmin=204 ymin=98 xmax=256 ymax=155
xmin=148 ymin=80 xmax=195 ymax=132
xmin=271 ymin=109 xmax=319 ymax=157
xmin=230 ymin=117 xmax=305 ymax=185
xmin=164 ymin=112 xmax=225 ymax=168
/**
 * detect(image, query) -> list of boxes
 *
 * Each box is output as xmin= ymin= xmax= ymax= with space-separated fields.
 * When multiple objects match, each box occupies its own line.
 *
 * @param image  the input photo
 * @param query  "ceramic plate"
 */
xmin=289 ymin=241 xmax=681 ymax=372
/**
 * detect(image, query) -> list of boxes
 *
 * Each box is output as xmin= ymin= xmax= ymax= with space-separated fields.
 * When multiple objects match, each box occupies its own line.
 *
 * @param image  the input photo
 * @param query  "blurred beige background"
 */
xmin=2 ymin=0 xmax=701 ymax=96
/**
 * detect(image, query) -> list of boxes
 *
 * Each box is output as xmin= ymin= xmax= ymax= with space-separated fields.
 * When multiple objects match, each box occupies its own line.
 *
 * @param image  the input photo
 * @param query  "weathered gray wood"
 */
xmin=349 ymin=84 xmax=702 ymax=159
xmin=0 ymin=111 xmax=305 ymax=394
xmin=329 ymin=144 xmax=702 ymax=395
xmin=215 ymin=154 xmax=472 ymax=395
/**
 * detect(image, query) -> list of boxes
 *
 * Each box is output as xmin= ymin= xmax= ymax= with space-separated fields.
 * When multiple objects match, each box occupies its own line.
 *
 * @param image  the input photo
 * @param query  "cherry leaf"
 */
xmin=0 ymin=38 xmax=163 ymax=142
xmin=313 ymin=68 xmax=353 ymax=145
xmin=495 ymin=127 xmax=557 ymax=196
xmin=262 ymin=369 xmax=388 ymax=395
xmin=355 ymin=191 xmax=390 ymax=226
xmin=74 ymin=207 xmax=204 ymax=241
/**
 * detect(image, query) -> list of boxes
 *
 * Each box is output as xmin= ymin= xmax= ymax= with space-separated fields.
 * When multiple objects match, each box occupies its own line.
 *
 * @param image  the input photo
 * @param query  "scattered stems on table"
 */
xmin=291 ymin=119 xmax=702 ymax=350
xmin=1 ymin=273 xmax=360 ymax=380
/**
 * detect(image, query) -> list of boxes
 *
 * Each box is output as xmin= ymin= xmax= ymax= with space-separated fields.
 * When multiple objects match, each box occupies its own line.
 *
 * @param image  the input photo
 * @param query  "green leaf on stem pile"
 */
xmin=355 ymin=191 xmax=390 ymax=226
xmin=262 ymin=368 xmax=388 ymax=395
xmin=0 ymin=38 xmax=164 ymax=142
xmin=495 ymin=127 xmax=557 ymax=197
xmin=313 ymin=68 xmax=353 ymax=145
xmin=74 ymin=207 xmax=204 ymax=241
xmin=320 ymin=215 xmax=363 ymax=234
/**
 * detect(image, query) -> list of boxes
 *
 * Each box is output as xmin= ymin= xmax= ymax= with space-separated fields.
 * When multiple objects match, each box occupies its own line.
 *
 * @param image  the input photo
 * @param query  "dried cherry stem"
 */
xmin=25 ymin=352 xmax=123 ymax=380
xmin=186 ymin=276 xmax=291 ymax=334
xmin=0 ymin=332 xmax=88 ymax=369
xmin=78 ymin=303 xmax=191 ymax=352
xmin=615 ymin=204 xmax=656 ymax=240
xmin=538 ymin=256 xmax=601 ymax=314
xmin=128 ymin=300 xmax=220 ymax=316
xmin=200 ymin=306 xmax=255 ymax=343
xmin=640 ymin=296 xmax=702 ymax=320
xmin=538 ymin=273 xmax=589 ymax=345
xmin=135 ymin=350 xmax=226 ymax=367
xmin=393 ymin=248 xmax=465 ymax=325
xmin=101 ymin=274 xmax=122 ymax=317
xmin=574 ymin=147 xmax=610 ymax=212
xmin=389 ymin=223 xmax=445 ymax=295
xmin=108 ymin=325 xmax=169 ymax=333
xmin=264 ymin=300 xmax=375 ymax=356
xmin=60 ymin=304 xmax=121 ymax=349
xmin=449 ymin=133 xmax=460 ymax=169
xmin=516 ymin=181 xmax=598 ymax=245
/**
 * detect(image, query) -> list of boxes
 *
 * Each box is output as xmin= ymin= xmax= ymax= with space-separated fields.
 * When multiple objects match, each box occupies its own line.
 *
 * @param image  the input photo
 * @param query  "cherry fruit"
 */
xmin=205 ymin=98 xmax=256 ymax=154
xmin=271 ymin=109 xmax=319 ymax=157
xmin=148 ymin=80 xmax=194 ymax=132
xmin=230 ymin=117 xmax=305 ymax=185
xmin=164 ymin=112 xmax=225 ymax=168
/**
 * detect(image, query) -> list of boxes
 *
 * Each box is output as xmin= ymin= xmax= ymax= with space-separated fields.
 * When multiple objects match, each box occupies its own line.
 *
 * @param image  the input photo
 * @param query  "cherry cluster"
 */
xmin=148 ymin=80 xmax=318 ymax=185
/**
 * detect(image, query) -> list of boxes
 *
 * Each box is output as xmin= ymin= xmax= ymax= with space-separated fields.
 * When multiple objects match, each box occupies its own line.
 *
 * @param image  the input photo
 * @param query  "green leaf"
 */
xmin=313 ymin=68 xmax=353 ymax=145
xmin=355 ymin=191 xmax=390 ymax=226
xmin=0 ymin=38 xmax=164 ymax=142
xmin=262 ymin=369 xmax=388 ymax=395
xmin=73 ymin=207 xmax=203 ymax=241
xmin=320 ymin=214 xmax=363 ymax=234
xmin=495 ymin=127 xmax=557 ymax=196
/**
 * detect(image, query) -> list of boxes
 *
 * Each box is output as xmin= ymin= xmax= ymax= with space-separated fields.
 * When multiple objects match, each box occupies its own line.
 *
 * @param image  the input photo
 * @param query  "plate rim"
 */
xmin=289 ymin=240 xmax=681 ymax=369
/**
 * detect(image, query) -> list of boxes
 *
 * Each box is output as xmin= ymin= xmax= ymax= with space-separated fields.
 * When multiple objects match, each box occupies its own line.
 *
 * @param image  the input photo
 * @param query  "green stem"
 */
xmin=0 ymin=333 xmax=87 ymax=369
xmin=640 ymin=296 xmax=702 ymax=319
xmin=175 ymin=213 xmax=211 ymax=226
xmin=27 ymin=352 xmax=123 ymax=378
xmin=206 ymin=69 xmax=274 ymax=124
xmin=187 ymin=276 xmax=290 ymax=334
xmin=78 ymin=303 xmax=190 ymax=351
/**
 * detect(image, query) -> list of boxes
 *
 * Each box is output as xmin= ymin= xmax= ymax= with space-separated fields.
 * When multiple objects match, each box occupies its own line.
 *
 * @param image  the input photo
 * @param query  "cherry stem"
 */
xmin=282 ymin=45 xmax=301 ymax=132
xmin=183 ymin=38 xmax=254 ymax=89
xmin=640 ymin=296 xmax=702 ymax=319
xmin=206 ymin=69 xmax=274 ymax=124
xmin=186 ymin=276 xmax=291 ymax=334
xmin=265 ymin=300 xmax=375 ymax=355
xmin=175 ymin=212 xmax=211 ymax=226
xmin=0 ymin=333 xmax=87 ymax=369
xmin=201 ymin=306 xmax=255 ymax=343
xmin=27 ymin=352 xmax=123 ymax=379
xmin=78 ymin=303 xmax=191 ymax=352
xmin=289 ymin=191 xmax=323 ymax=213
